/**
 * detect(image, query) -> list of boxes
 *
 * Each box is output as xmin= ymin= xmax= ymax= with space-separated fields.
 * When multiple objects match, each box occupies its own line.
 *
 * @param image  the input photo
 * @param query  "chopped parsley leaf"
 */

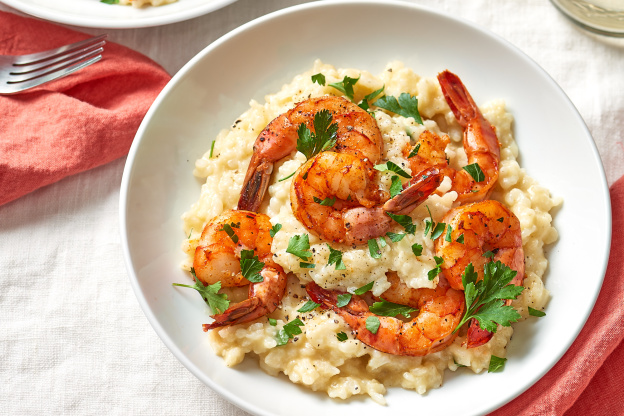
xmin=313 ymin=196 xmax=336 ymax=206
xmin=296 ymin=110 xmax=338 ymax=160
xmin=336 ymin=293 xmax=352 ymax=308
xmin=369 ymin=299 xmax=418 ymax=318
xmin=329 ymin=75 xmax=360 ymax=101
xmin=365 ymin=316 xmax=381 ymax=334
xmin=389 ymin=175 xmax=403 ymax=198
xmin=327 ymin=244 xmax=346 ymax=270
xmin=311 ymin=73 xmax=326 ymax=85
xmin=411 ymin=243 xmax=423 ymax=257
xmin=430 ymin=222 xmax=447 ymax=240
xmin=373 ymin=92 xmax=423 ymax=124
xmin=278 ymin=171 xmax=296 ymax=182
xmin=286 ymin=234 xmax=312 ymax=260
xmin=463 ymin=163 xmax=485 ymax=182
xmin=428 ymin=256 xmax=444 ymax=281
xmin=275 ymin=318 xmax=304 ymax=346
xmin=354 ymin=281 xmax=374 ymax=295
xmin=298 ymin=300 xmax=321 ymax=313
xmin=358 ymin=86 xmax=385 ymax=111
xmin=456 ymin=234 xmax=465 ymax=244
xmin=386 ymin=232 xmax=406 ymax=242
xmin=368 ymin=238 xmax=382 ymax=259
xmin=172 ymin=268 xmax=230 ymax=314
xmin=240 ymin=250 xmax=264 ymax=283
xmin=219 ymin=223 xmax=238 ymax=243
xmin=407 ymin=143 xmax=421 ymax=158
xmin=445 ymin=224 xmax=453 ymax=242
xmin=269 ymin=223 xmax=282 ymax=238
xmin=528 ymin=307 xmax=546 ymax=317
xmin=488 ymin=355 xmax=507 ymax=373
xmin=387 ymin=212 xmax=416 ymax=234
xmin=336 ymin=332 xmax=348 ymax=342
xmin=373 ymin=161 xmax=411 ymax=179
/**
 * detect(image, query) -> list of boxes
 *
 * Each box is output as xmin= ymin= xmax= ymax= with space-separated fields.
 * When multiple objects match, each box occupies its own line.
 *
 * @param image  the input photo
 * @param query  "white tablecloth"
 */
xmin=1 ymin=0 xmax=622 ymax=414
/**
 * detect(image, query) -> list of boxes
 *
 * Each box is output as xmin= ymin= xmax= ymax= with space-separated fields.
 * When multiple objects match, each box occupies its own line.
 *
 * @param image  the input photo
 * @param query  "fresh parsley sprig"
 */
xmin=296 ymin=110 xmax=339 ymax=160
xmin=275 ymin=318 xmax=305 ymax=346
xmin=172 ymin=268 xmax=230 ymax=314
xmin=369 ymin=299 xmax=418 ymax=318
xmin=329 ymin=75 xmax=360 ymax=101
xmin=358 ymin=86 xmax=385 ymax=111
xmin=373 ymin=93 xmax=423 ymax=124
xmin=240 ymin=250 xmax=264 ymax=283
xmin=454 ymin=261 xmax=524 ymax=334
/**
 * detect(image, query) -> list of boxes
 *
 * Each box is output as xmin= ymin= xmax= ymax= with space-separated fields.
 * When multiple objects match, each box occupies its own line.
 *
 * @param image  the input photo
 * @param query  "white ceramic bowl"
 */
xmin=0 ymin=0 xmax=237 ymax=28
xmin=120 ymin=1 xmax=611 ymax=415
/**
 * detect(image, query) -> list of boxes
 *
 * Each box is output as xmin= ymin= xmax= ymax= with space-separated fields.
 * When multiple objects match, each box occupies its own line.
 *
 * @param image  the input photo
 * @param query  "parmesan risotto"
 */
xmin=180 ymin=60 xmax=560 ymax=404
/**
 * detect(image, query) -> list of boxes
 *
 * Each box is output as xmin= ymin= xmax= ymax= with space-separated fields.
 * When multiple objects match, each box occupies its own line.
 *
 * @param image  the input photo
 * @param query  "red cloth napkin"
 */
xmin=490 ymin=177 xmax=624 ymax=415
xmin=0 ymin=11 xmax=170 ymax=206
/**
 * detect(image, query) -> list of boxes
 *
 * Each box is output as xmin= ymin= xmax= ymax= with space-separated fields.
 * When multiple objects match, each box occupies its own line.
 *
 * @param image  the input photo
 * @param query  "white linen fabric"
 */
xmin=0 ymin=0 xmax=622 ymax=415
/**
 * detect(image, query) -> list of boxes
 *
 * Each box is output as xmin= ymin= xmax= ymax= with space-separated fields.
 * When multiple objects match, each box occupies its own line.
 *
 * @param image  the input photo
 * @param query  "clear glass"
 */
xmin=550 ymin=0 xmax=624 ymax=36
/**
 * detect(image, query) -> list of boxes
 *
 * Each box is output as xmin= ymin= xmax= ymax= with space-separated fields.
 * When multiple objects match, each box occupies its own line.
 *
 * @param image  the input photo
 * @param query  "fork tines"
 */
xmin=2 ymin=34 xmax=107 ymax=94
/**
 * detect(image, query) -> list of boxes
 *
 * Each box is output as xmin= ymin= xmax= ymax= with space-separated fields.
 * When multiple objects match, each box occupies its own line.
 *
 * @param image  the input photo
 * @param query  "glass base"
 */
xmin=550 ymin=0 xmax=624 ymax=37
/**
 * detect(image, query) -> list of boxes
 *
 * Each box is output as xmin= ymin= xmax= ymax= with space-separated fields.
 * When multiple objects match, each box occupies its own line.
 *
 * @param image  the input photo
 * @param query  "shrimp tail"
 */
xmin=464 ymin=319 xmax=494 ymax=348
xmin=383 ymin=167 xmax=442 ymax=215
xmin=203 ymin=297 xmax=262 ymax=330
xmin=306 ymin=282 xmax=342 ymax=310
xmin=238 ymin=113 xmax=298 ymax=211
xmin=238 ymin=155 xmax=273 ymax=211
xmin=203 ymin=266 xmax=287 ymax=330
xmin=437 ymin=70 xmax=480 ymax=127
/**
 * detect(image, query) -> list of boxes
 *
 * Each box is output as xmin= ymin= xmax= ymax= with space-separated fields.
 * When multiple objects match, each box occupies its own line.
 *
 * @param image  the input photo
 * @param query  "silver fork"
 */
xmin=0 ymin=34 xmax=107 ymax=95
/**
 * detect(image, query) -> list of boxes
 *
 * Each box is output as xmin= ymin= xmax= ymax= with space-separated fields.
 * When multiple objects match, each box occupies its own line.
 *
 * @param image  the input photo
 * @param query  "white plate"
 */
xmin=0 ymin=0 xmax=238 ymax=28
xmin=120 ymin=1 xmax=611 ymax=415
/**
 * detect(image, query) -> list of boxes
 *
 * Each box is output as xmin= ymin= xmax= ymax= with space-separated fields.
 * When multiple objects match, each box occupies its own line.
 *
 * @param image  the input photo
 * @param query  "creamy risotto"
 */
xmin=180 ymin=60 xmax=560 ymax=404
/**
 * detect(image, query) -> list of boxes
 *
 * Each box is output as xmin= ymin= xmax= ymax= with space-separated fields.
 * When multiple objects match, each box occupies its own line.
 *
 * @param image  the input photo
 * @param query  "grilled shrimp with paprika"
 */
xmin=193 ymin=210 xmax=286 ymax=329
xmin=306 ymin=271 xmax=465 ymax=356
xmin=404 ymin=70 xmax=500 ymax=204
xmin=291 ymin=153 xmax=442 ymax=244
xmin=435 ymin=200 xmax=524 ymax=347
xmin=238 ymin=96 xmax=383 ymax=212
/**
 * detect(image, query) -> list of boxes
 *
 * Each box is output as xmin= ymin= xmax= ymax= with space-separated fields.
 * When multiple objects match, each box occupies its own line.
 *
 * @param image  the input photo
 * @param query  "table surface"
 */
xmin=1 ymin=0 xmax=622 ymax=414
